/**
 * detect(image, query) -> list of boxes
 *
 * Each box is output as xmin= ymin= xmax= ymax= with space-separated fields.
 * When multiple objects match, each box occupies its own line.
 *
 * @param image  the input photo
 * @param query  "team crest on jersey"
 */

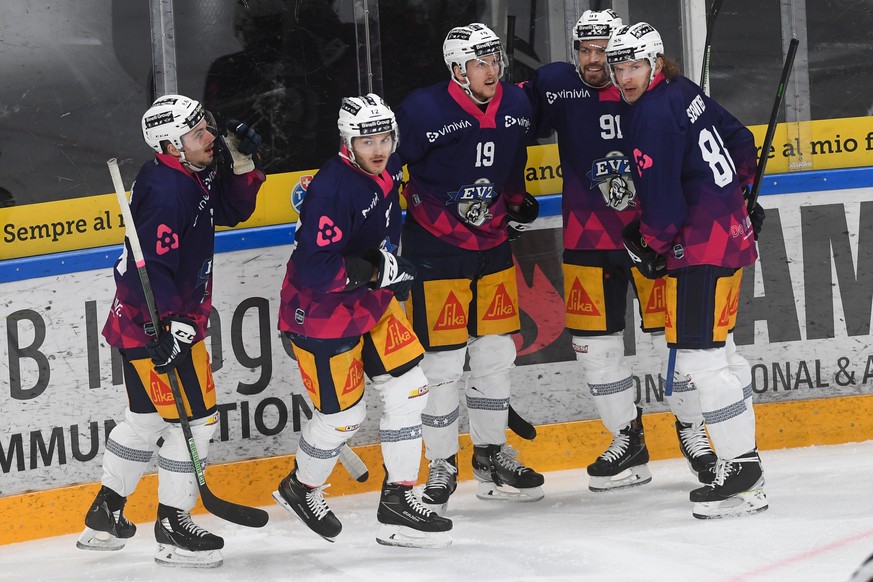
xmin=586 ymin=151 xmax=637 ymax=211
xmin=447 ymin=178 xmax=496 ymax=226
xmin=291 ymin=174 xmax=314 ymax=213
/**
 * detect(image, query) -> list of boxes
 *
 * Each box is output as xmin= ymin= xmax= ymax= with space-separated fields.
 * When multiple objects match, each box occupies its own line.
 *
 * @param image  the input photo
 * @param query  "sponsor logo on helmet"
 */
xmin=630 ymin=23 xmax=655 ymax=38
xmin=474 ymin=39 xmax=502 ymax=57
xmin=607 ymin=47 xmax=637 ymax=64
xmin=144 ymin=111 xmax=175 ymax=128
xmin=446 ymin=29 xmax=472 ymax=41
xmin=576 ymin=23 xmax=611 ymax=38
xmin=357 ymin=118 xmax=394 ymax=135
xmin=183 ymin=105 xmax=205 ymax=129
xmin=341 ymin=99 xmax=362 ymax=115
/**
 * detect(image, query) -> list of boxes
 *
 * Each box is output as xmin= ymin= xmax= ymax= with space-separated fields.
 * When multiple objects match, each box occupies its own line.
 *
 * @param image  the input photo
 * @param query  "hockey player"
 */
xmin=606 ymin=23 xmax=767 ymax=519
xmin=77 ymin=94 xmax=266 ymax=566
xmin=274 ymin=94 xmax=452 ymax=548
xmin=395 ymin=23 xmax=544 ymax=512
xmin=520 ymin=10 xmax=717 ymax=492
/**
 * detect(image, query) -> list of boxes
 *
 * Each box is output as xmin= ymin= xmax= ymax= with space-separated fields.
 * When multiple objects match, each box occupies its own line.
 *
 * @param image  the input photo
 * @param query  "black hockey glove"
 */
xmin=146 ymin=316 xmax=196 ymax=374
xmin=216 ymin=119 xmax=261 ymax=175
xmin=742 ymin=187 xmax=766 ymax=241
xmin=362 ymin=248 xmax=417 ymax=301
xmin=622 ymin=219 xmax=667 ymax=280
xmin=506 ymin=192 xmax=539 ymax=242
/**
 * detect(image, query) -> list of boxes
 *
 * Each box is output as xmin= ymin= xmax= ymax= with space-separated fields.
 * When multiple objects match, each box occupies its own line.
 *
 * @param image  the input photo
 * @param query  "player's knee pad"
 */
xmin=303 ymin=397 xmax=367 ymax=449
xmin=420 ymin=347 xmax=466 ymax=387
xmin=467 ymin=334 xmax=515 ymax=381
xmin=725 ymin=333 xmax=752 ymax=389
xmin=101 ymin=410 xmax=167 ymax=497
xmin=372 ymin=366 xmax=429 ymax=428
xmin=573 ymin=333 xmax=631 ymax=385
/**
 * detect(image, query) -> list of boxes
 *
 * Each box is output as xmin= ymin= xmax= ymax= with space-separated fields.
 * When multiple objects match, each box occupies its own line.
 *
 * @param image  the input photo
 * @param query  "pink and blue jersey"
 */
xmin=103 ymin=154 xmax=264 ymax=349
xmin=522 ymin=62 xmax=638 ymax=251
xmin=395 ymin=80 xmax=532 ymax=251
xmin=278 ymin=154 xmax=405 ymax=339
xmin=621 ymin=74 xmax=758 ymax=269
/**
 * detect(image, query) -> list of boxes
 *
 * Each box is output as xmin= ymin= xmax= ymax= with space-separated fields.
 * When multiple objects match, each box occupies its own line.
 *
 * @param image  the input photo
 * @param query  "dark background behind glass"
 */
xmin=2 ymin=0 xmax=871 ymax=207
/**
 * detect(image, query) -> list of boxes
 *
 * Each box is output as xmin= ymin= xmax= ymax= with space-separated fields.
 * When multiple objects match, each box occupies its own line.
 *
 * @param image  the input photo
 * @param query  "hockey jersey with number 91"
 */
xmin=621 ymin=74 xmax=758 ymax=270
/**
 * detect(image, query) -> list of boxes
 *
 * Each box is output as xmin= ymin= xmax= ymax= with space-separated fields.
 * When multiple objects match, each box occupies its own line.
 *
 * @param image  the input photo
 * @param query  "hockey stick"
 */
xmin=698 ymin=0 xmax=725 ymax=95
xmin=665 ymin=347 xmax=677 ymax=397
xmin=746 ymin=37 xmax=799 ymax=213
xmin=339 ymin=444 xmax=369 ymax=482
xmin=107 ymin=159 xmax=269 ymax=528
xmin=508 ymin=405 xmax=537 ymax=440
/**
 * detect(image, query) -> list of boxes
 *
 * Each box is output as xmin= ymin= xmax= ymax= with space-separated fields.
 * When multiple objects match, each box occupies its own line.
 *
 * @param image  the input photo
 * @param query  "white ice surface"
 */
xmin=2 ymin=441 xmax=872 ymax=582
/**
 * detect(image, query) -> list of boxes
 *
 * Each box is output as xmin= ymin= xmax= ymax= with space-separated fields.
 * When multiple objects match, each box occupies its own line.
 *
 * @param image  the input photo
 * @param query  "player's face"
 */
xmin=351 ymin=131 xmax=394 ymax=175
xmin=462 ymin=52 xmax=503 ymax=102
xmin=611 ymin=59 xmax=654 ymax=104
xmin=180 ymin=118 xmax=217 ymax=167
xmin=576 ymin=39 xmax=610 ymax=87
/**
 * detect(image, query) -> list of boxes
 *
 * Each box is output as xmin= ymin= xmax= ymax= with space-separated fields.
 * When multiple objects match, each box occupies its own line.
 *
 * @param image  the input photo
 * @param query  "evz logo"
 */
xmin=447 ymin=178 xmax=496 ymax=227
xmin=586 ymin=151 xmax=637 ymax=211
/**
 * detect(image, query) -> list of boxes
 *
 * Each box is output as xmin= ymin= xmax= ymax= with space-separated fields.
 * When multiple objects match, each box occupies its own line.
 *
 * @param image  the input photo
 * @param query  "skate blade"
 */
xmin=76 ymin=527 xmax=126 ymax=551
xmin=154 ymin=543 xmax=223 ymax=568
xmin=376 ymin=524 xmax=451 ymax=549
xmin=588 ymin=465 xmax=653 ymax=492
xmin=271 ymin=490 xmax=337 ymax=543
xmin=692 ymin=488 xmax=769 ymax=520
xmin=475 ymin=481 xmax=544 ymax=502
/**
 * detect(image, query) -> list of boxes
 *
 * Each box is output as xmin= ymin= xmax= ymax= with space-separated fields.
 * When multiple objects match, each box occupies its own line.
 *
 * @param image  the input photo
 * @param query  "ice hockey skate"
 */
xmin=421 ymin=455 xmax=458 ymax=514
xmin=472 ymin=444 xmax=545 ymax=501
xmin=376 ymin=479 xmax=452 ymax=548
xmin=675 ymin=419 xmax=717 ymax=484
xmin=690 ymin=450 xmax=768 ymax=519
xmin=76 ymin=485 xmax=137 ymax=551
xmin=154 ymin=503 xmax=224 ymax=568
xmin=587 ymin=409 xmax=652 ymax=492
xmin=272 ymin=467 xmax=342 ymax=542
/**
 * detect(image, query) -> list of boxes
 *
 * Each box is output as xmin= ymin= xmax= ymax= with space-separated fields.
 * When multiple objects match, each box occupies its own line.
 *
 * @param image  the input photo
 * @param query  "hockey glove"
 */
xmin=146 ymin=316 xmax=196 ymax=374
xmin=506 ymin=192 xmax=539 ymax=242
xmin=362 ymin=248 xmax=417 ymax=301
xmin=217 ymin=119 xmax=261 ymax=175
xmin=622 ymin=219 xmax=667 ymax=280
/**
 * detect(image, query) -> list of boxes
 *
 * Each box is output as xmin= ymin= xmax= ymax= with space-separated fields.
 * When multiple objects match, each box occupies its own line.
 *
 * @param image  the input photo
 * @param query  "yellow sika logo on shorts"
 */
xmin=433 ymin=290 xmax=468 ymax=331
xmin=482 ymin=282 xmax=517 ymax=321
xmin=384 ymin=314 xmax=416 ymax=354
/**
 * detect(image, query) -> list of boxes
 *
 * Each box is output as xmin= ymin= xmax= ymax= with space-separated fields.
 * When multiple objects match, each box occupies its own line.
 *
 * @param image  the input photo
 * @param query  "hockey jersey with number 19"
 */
xmin=621 ymin=74 xmax=758 ymax=270
xmin=522 ymin=61 xmax=638 ymax=251
xmin=395 ymin=80 xmax=532 ymax=251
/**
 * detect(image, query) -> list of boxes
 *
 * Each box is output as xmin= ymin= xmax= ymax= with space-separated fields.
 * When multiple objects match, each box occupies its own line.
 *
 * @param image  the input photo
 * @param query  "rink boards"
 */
xmin=2 ymin=170 xmax=873 ymax=544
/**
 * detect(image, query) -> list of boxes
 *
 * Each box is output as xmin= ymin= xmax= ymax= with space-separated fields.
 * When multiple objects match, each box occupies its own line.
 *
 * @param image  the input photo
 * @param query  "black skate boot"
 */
xmin=421 ymin=455 xmax=458 ymax=514
xmin=675 ymin=418 xmax=717 ymax=484
xmin=376 ymin=478 xmax=452 ymax=548
xmin=272 ymin=467 xmax=342 ymax=542
xmin=77 ymin=485 xmax=137 ymax=551
xmin=472 ymin=444 xmax=545 ymax=501
xmin=690 ymin=450 xmax=768 ymax=519
xmin=587 ymin=408 xmax=651 ymax=492
xmin=154 ymin=503 xmax=224 ymax=568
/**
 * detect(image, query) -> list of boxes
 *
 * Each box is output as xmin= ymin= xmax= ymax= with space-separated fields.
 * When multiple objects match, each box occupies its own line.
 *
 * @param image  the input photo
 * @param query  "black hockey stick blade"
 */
xmin=339 ymin=444 xmax=369 ymax=483
xmin=201 ymin=486 xmax=269 ymax=528
xmin=509 ymin=405 xmax=537 ymax=440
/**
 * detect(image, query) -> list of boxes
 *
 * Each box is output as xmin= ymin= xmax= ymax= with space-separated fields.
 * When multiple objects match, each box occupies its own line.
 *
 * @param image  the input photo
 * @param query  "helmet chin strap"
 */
xmin=452 ymin=73 xmax=493 ymax=105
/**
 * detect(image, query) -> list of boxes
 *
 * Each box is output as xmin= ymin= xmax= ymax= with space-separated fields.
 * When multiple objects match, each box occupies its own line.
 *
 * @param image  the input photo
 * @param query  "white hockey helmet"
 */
xmin=606 ymin=22 xmax=664 ymax=84
xmin=443 ymin=23 xmax=506 ymax=81
xmin=337 ymin=93 xmax=398 ymax=163
xmin=572 ymin=9 xmax=623 ymax=47
xmin=142 ymin=94 xmax=208 ymax=153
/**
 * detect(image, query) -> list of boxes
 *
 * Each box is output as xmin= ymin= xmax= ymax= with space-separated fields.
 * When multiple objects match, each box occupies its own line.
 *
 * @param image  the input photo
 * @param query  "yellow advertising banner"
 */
xmin=2 ymin=116 xmax=871 ymax=261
